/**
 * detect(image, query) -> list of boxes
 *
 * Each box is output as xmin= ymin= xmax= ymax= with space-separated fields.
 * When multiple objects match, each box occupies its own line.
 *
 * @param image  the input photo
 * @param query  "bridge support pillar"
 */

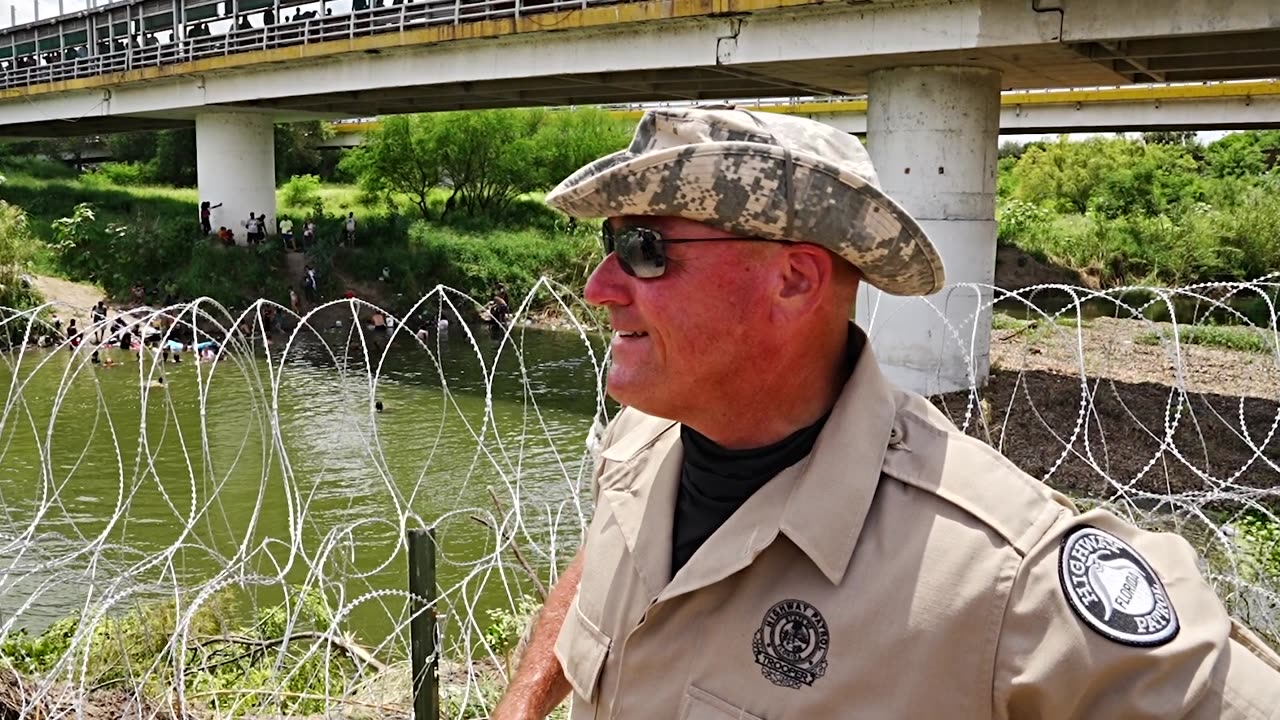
xmin=857 ymin=65 xmax=1001 ymax=397
xmin=196 ymin=112 xmax=276 ymax=244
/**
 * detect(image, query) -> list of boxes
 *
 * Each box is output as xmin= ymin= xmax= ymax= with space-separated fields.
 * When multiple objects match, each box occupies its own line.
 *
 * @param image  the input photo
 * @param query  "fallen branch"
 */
xmin=194 ymin=631 xmax=388 ymax=674
xmin=477 ymin=487 xmax=550 ymax=601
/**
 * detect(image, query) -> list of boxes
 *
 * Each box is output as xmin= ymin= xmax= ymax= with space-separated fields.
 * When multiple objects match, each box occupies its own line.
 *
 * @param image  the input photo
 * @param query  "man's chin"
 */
xmin=606 ymin=375 xmax=661 ymax=415
xmin=608 ymin=387 xmax=688 ymax=426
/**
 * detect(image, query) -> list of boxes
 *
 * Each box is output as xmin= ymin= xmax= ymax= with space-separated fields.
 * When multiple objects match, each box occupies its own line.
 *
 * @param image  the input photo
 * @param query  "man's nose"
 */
xmin=583 ymin=254 xmax=632 ymax=308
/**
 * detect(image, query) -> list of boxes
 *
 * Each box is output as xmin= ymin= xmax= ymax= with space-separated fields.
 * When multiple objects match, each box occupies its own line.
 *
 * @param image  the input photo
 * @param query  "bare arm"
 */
xmin=491 ymin=547 xmax=585 ymax=720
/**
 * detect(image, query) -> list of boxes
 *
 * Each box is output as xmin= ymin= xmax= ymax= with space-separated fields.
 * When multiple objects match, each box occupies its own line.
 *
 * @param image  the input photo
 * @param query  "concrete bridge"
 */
xmin=2 ymin=0 xmax=1279 ymax=395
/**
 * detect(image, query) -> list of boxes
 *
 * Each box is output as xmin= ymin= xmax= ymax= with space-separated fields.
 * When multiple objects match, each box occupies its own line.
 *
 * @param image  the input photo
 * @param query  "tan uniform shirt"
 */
xmin=555 ymin=327 xmax=1280 ymax=719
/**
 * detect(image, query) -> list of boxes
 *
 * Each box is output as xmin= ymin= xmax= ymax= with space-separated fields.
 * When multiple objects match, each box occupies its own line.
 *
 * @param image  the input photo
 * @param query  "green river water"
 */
xmin=0 ymin=319 xmax=610 ymax=651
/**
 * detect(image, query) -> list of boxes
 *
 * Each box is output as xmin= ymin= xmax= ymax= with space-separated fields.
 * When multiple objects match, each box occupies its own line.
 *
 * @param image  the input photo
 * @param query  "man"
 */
xmin=91 ymin=300 xmax=107 ymax=344
xmin=280 ymin=216 xmax=295 ymax=251
xmin=344 ymin=212 xmax=357 ymax=246
xmin=492 ymin=107 xmax=1280 ymax=719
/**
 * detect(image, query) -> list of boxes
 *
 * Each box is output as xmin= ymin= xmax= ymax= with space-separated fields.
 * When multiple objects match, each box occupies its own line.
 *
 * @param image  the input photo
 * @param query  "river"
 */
xmin=0 ymin=317 xmax=611 ymax=653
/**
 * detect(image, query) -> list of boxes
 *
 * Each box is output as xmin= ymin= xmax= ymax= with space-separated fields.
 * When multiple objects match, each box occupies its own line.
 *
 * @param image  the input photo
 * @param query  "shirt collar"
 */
xmin=778 ymin=323 xmax=900 ymax=584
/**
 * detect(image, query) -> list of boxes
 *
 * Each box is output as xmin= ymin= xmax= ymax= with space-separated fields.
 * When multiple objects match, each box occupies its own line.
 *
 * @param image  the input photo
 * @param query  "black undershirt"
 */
xmin=670 ymin=330 xmax=862 ymax=577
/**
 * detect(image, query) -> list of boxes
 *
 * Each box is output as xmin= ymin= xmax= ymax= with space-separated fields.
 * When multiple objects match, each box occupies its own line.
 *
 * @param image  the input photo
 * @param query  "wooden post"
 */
xmin=408 ymin=527 xmax=439 ymax=720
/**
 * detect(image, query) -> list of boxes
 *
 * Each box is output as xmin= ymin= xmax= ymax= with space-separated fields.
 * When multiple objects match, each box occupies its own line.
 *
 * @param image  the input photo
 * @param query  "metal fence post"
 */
xmin=408 ymin=527 xmax=439 ymax=720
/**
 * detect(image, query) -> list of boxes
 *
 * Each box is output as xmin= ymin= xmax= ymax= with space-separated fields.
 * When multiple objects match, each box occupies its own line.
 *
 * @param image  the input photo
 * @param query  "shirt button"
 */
xmin=888 ymin=425 xmax=904 ymax=447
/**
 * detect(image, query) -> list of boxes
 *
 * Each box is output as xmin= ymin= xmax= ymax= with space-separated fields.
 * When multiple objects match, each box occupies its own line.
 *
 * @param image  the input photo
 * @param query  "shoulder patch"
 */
xmin=1058 ymin=526 xmax=1179 ymax=647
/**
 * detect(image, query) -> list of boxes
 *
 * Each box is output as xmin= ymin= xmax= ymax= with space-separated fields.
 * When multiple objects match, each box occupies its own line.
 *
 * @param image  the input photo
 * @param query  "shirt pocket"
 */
xmin=554 ymin=596 xmax=613 ymax=705
xmin=680 ymin=686 xmax=766 ymax=720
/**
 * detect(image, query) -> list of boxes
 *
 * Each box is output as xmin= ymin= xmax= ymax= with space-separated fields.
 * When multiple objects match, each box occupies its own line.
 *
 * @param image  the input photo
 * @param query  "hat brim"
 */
xmin=544 ymin=142 xmax=944 ymax=297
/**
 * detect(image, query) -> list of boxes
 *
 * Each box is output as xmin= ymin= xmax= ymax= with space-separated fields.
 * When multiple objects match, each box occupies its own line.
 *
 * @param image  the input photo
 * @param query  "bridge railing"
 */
xmin=0 ymin=0 xmax=617 ymax=90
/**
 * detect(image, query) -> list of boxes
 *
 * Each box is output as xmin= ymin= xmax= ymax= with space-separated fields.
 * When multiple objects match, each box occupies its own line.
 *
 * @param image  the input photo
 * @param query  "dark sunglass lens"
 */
xmin=613 ymin=228 xmax=664 ymax=279
xmin=633 ymin=230 xmax=666 ymax=278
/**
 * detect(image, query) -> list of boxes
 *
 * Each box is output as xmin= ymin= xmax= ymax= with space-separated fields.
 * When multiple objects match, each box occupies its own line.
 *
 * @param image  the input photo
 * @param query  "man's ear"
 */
xmin=774 ymin=245 xmax=832 ymax=314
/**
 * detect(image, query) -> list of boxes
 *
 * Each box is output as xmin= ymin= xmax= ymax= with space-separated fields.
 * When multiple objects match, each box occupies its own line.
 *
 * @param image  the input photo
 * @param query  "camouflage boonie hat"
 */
xmin=544 ymin=106 xmax=944 ymax=296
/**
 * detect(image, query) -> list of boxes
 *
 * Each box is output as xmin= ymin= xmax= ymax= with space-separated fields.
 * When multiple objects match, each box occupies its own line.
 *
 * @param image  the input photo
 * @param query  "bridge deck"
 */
xmin=2 ymin=0 xmax=1280 ymax=138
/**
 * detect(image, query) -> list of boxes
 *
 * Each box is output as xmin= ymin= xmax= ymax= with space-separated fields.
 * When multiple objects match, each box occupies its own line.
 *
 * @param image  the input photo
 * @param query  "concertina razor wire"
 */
xmin=0 ymin=275 xmax=1276 ymax=718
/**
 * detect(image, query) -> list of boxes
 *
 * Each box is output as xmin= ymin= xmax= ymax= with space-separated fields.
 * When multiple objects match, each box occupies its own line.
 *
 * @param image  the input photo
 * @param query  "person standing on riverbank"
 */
xmin=280 ymin=216 xmax=295 ymax=251
xmin=301 ymin=265 xmax=318 ymax=306
xmin=90 ymin=300 xmax=106 ymax=344
xmin=343 ymin=212 xmax=357 ymax=246
xmin=492 ymin=106 xmax=1280 ymax=720
xmin=199 ymin=200 xmax=221 ymax=235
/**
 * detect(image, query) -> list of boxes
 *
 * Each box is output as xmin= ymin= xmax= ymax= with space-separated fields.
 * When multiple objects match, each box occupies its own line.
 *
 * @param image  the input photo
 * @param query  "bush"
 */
xmin=329 ymin=220 xmax=600 ymax=309
xmin=0 ymin=587 xmax=367 ymax=717
xmin=997 ymin=200 xmax=1055 ymax=244
xmin=1219 ymin=181 xmax=1280 ymax=281
xmin=0 ymin=198 xmax=44 ymax=348
xmin=49 ymin=202 xmax=282 ymax=306
xmin=0 ymin=155 xmax=78 ymax=180
xmin=281 ymin=173 xmax=323 ymax=209
xmin=88 ymin=161 xmax=151 ymax=187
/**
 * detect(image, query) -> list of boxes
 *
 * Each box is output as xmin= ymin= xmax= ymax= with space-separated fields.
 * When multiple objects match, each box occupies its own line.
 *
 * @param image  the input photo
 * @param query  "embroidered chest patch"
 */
xmin=1058 ymin=526 xmax=1180 ymax=647
xmin=752 ymin=599 xmax=830 ymax=688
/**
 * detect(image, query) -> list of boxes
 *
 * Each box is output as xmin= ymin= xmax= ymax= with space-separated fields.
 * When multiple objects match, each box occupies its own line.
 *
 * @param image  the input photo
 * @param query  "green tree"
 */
xmin=529 ymin=108 xmax=632 ymax=190
xmin=998 ymin=140 xmax=1027 ymax=160
xmin=1088 ymin=141 xmax=1199 ymax=218
xmin=1011 ymin=136 xmax=1131 ymax=213
xmin=275 ymin=121 xmax=331 ymax=182
xmin=104 ymin=128 xmax=197 ymax=185
xmin=1142 ymin=130 xmax=1198 ymax=146
xmin=1203 ymin=130 xmax=1280 ymax=179
xmin=105 ymin=130 xmax=159 ymax=164
xmin=341 ymin=108 xmax=631 ymax=221
xmin=150 ymin=128 xmax=198 ymax=186
xmin=339 ymin=114 xmax=445 ymax=220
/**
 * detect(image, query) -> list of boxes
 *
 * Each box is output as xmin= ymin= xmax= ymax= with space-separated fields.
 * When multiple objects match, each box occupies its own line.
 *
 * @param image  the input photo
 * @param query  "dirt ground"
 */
xmin=931 ymin=316 xmax=1280 ymax=501
xmin=27 ymin=275 xmax=111 ymax=324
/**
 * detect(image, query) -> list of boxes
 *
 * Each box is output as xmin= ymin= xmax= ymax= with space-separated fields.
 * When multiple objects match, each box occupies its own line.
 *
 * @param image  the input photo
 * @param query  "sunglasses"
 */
xmin=602 ymin=224 xmax=786 ymax=279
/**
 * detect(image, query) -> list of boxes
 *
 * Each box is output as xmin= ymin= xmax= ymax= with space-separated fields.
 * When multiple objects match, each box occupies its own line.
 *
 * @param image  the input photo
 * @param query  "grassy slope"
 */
xmin=0 ymin=164 xmax=597 ymax=317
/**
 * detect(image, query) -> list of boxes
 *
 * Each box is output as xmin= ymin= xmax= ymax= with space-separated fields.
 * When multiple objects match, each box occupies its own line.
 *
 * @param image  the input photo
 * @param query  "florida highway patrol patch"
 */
xmin=1059 ymin=526 xmax=1179 ymax=647
xmin=752 ymin=599 xmax=829 ymax=688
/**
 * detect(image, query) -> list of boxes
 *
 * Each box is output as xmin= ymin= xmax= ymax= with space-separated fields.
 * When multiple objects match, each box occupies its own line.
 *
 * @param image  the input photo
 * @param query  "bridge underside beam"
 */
xmin=1071 ymin=28 xmax=1280 ymax=84
xmin=229 ymin=65 xmax=823 ymax=115
xmin=808 ymin=92 xmax=1280 ymax=136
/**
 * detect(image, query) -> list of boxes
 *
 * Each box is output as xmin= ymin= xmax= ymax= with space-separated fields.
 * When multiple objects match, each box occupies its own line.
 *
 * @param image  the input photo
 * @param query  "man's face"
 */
xmin=584 ymin=216 xmax=780 ymax=420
